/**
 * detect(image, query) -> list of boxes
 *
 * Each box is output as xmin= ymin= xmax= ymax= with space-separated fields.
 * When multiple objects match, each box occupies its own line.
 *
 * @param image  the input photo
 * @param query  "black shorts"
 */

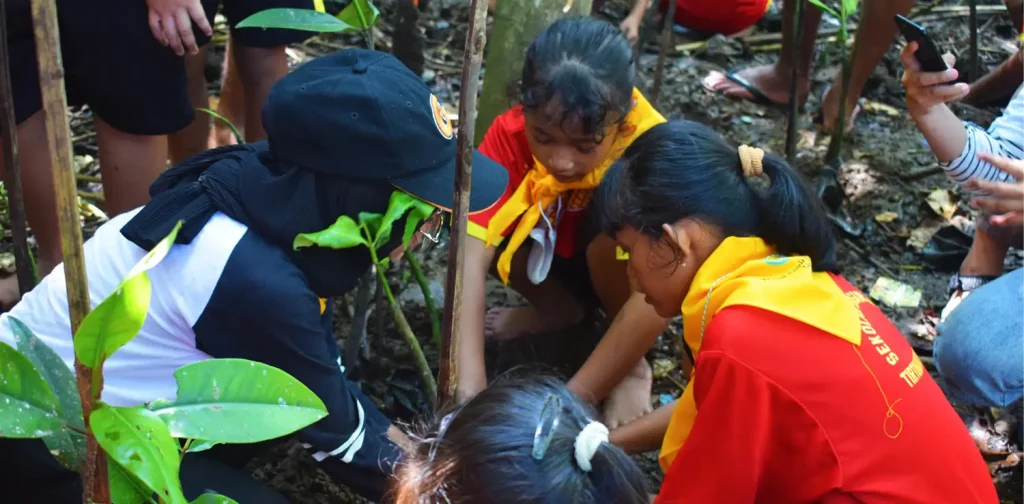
xmin=4 ymin=0 xmax=313 ymax=135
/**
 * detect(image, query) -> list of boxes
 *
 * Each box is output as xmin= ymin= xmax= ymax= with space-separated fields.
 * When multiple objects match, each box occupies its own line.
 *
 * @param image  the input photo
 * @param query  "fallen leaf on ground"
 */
xmin=874 ymin=211 xmax=899 ymax=223
xmin=0 ymin=253 xmax=14 ymax=274
xmin=862 ymin=100 xmax=900 ymax=117
xmin=652 ymin=358 xmax=677 ymax=379
xmin=989 ymin=452 xmax=1022 ymax=474
xmin=869 ymin=277 xmax=922 ymax=308
xmin=925 ymin=188 xmax=957 ymax=220
xmin=72 ymin=155 xmax=94 ymax=174
xmin=907 ymin=225 xmax=939 ymax=249
xmin=969 ymin=418 xmax=1012 ymax=456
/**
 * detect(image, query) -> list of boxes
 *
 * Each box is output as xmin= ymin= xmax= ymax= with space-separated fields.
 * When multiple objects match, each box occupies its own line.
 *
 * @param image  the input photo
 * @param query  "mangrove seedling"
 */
xmin=293 ymin=190 xmax=438 ymax=400
xmin=0 ymin=222 xmax=328 ymax=503
xmin=235 ymin=0 xmax=381 ymax=49
xmin=808 ymin=0 xmax=860 ymax=167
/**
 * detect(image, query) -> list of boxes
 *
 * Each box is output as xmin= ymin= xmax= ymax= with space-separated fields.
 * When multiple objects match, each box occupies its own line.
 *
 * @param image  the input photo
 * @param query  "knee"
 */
xmin=232 ymin=45 xmax=287 ymax=78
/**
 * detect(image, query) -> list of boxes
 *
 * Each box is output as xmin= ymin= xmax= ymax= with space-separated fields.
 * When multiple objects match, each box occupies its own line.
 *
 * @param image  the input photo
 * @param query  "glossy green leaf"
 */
xmin=74 ymin=272 xmax=151 ymax=377
xmin=109 ymin=456 xmax=155 ymax=504
xmin=125 ymin=221 xmax=182 ymax=280
xmin=0 ymin=341 xmax=62 ymax=438
xmin=402 ymin=197 xmax=436 ymax=249
xmin=9 ymin=317 xmax=86 ymax=469
xmin=841 ymin=0 xmax=859 ymax=17
xmin=92 ymin=406 xmax=186 ymax=504
xmin=807 ymin=0 xmax=839 ymax=18
xmin=185 ymin=439 xmax=220 ymax=453
xmin=191 ymin=493 xmax=239 ymax=504
xmin=236 ymin=8 xmax=357 ymax=32
xmin=293 ymin=215 xmax=368 ymax=251
xmin=358 ymin=212 xmax=385 ymax=245
xmin=337 ymin=0 xmax=380 ymax=30
xmin=149 ymin=359 xmax=327 ymax=443
xmin=376 ymin=191 xmax=433 ymax=250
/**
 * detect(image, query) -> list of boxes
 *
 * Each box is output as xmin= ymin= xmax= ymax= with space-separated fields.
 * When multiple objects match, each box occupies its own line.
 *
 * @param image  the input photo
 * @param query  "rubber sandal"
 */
xmin=703 ymin=70 xmax=790 ymax=110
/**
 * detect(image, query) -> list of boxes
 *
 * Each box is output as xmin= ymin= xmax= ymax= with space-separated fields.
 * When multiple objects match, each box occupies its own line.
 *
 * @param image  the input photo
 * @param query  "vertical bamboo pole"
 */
xmin=438 ymin=0 xmax=488 ymax=405
xmin=0 ymin=0 xmax=36 ymax=295
xmin=651 ymin=0 xmax=676 ymax=106
xmin=785 ymin=0 xmax=806 ymax=163
xmin=29 ymin=0 xmax=104 ymax=501
xmin=968 ymin=0 xmax=979 ymax=82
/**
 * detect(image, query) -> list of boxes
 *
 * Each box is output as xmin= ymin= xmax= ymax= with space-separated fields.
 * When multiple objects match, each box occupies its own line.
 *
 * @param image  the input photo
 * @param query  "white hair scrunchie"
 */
xmin=573 ymin=421 xmax=610 ymax=472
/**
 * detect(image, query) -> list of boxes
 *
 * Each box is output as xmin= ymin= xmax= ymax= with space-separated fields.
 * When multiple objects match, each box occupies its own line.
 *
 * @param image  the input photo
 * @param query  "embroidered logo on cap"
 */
xmin=430 ymin=94 xmax=454 ymax=140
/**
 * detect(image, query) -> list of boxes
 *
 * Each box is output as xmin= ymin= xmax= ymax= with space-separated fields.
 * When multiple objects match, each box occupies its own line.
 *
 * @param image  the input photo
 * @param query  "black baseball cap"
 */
xmin=262 ymin=49 xmax=508 ymax=213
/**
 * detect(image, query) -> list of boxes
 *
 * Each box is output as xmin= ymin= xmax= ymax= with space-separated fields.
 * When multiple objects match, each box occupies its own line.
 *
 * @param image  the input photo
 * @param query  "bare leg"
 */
xmin=703 ymin=0 xmax=822 ymax=106
xmin=168 ymin=46 xmax=211 ymax=165
xmin=485 ymin=243 xmax=586 ymax=340
xmin=231 ymin=44 xmax=289 ymax=142
xmin=95 ymin=117 xmax=168 ymax=216
xmin=0 ymin=112 xmax=62 ymax=307
xmin=820 ymin=0 xmax=915 ymax=131
xmin=212 ymin=37 xmax=246 ymax=147
xmin=584 ymin=234 xmax=656 ymax=429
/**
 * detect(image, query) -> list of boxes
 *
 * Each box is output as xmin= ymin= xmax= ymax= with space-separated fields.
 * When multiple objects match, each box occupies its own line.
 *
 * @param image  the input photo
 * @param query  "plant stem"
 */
xmin=354 ymin=1 xmax=375 ymax=50
xmin=406 ymin=252 xmax=441 ymax=349
xmin=651 ymin=0 xmax=677 ymax=107
xmin=373 ymin=257 xmax=437 ymax=400
xmin=196 ymin=108 xmax=244 ymax=145
xmin=824 ymin=23 xmax=850 ymax=166
xmin=968 ymin=0 xmax=979 ymax=82
xmin=785 ymin=0 xmax=806 ymax=162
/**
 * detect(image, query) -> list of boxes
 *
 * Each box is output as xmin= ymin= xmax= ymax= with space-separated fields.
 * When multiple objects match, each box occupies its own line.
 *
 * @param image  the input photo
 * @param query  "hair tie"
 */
xmin=574 ymin=421 xmax=609 ymax=472
xmin=738 ymin=145 xmax=765 ymax=178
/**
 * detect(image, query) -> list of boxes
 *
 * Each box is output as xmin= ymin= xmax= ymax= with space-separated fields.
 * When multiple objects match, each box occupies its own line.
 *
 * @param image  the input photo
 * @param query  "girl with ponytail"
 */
xmin=596 ymin=121 xmax=997 ymax=502
xmin=391 ymin=377 xmax=649 ymax=504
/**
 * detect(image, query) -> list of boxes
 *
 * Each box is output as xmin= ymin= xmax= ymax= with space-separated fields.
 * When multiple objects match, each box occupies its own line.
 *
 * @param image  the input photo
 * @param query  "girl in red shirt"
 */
xmin=598 ymin=121 xmax=998 ymax=502
xmin=460 ymin=17 xmax=669 ymax=428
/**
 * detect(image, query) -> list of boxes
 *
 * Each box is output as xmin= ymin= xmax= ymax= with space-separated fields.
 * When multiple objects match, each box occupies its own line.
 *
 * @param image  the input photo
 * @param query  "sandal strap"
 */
xmin=948 ymin=273 xmax=999 ymax=295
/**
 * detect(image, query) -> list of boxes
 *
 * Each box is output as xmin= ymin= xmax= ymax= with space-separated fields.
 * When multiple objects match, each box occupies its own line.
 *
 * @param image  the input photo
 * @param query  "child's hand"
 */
xmin=146 ymin=0 xmax=213 ymax=57
xmin=619 ymin=13 xmax=642 ymax=46
xmin=900 ymin=41 xmax=970 ymax=115
xmin=967 ymin=153 xmax=1024 ymax=228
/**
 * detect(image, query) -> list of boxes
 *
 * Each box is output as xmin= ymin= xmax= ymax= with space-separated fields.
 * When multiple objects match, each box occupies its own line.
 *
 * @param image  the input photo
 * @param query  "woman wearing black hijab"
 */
xmin=0 ymin=49 xmax=508 ymax=502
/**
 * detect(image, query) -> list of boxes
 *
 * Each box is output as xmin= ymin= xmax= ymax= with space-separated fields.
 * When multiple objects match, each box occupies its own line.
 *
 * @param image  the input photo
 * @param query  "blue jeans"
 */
xmin=936 ymin=268 xmax=1024 ymax=408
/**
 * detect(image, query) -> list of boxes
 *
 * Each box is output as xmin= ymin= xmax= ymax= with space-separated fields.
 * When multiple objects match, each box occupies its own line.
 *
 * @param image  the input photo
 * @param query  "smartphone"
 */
xmin=894 ymin=15 xmax=948 ymax=72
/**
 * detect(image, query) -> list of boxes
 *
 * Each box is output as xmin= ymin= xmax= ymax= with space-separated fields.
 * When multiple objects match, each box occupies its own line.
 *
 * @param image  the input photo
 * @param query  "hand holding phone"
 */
xmin=894 ymin=14 xmax=948 ymax=72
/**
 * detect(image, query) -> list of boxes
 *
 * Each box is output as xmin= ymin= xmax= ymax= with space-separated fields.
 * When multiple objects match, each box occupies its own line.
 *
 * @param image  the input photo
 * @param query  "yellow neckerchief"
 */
xmin=485 ymin=89 xmax=666 ymax=284
xmin=658 ymin=236 xmax=862 ymax=472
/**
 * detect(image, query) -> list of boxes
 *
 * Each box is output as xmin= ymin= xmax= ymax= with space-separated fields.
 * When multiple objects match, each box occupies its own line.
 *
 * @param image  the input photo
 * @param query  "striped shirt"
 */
xmin=941 ymin=85 xmax=1024 ymax=185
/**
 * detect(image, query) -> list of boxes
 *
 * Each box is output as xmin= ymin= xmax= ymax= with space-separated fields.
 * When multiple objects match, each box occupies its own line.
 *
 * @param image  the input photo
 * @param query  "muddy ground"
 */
xmin=7 ymin=0 xmax=1021 ymax=501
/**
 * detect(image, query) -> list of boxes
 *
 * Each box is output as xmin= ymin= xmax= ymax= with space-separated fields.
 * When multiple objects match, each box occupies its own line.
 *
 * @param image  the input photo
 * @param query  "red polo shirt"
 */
xmin=656 ymin=275 xmax=997 ymax=503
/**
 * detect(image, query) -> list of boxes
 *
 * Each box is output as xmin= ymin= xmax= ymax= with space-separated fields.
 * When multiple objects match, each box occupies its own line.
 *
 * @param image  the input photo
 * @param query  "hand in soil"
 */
xmin=602 ymin=360 xmax=654 ymax=429
xmin=0 ymin=276 xmax=19 ymax=311
xmin=484 ymin=306 xmax=547 ymax=340
xmin=702 ymin=66 xmax=809 ymax=106
xmin=820 ymin=85 xmax=863 ymax=134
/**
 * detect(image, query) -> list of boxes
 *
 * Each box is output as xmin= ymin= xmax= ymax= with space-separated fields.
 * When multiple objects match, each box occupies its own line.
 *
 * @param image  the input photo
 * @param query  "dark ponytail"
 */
xmin=595 ymin=120 xmax=837 ymax=271
xmin=391 ymin=376 xmax=649 ymax=504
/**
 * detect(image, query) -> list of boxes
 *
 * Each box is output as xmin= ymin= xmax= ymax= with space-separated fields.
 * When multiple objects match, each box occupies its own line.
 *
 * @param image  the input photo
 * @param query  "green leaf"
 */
xmin=377 ymin=191 xmax=428 ymax=249
xmin=807 ymin=0 xmax=839 ymax=17
xmin=75 ymin=221 xmax=181 ymax=382
xmin=336 ymin=0 xmax=380 ymax=30
xmin=840 ymin=0 xmax=859 ymax=18
xmin=109 ymin=456 xmax=155 ymax=504
xmin=236 ymin=8 xmax=357 ymax=32
xmin=74 ymin=272 xmax=151 ymax=377
xmin=0 ymin=341 xmax=62 ymax=438
xmin=149 ymin=359 xmax=327 ymax=443
xmin=9 ymin=317 xmax=86 ymax=469
xmin=185 ymin=439 xmax=220 ymax=453
xmin=92 ymin=406 xmax=186 ymax=504
xmin=191 ymin=494 xmax=239 ymax=504
xmin=402 ymin=198 xmax=436 ymax=249
xmin=293 ymin=215 xmax=368 ymax=251
xmin=358 ymin=212 xmax=384 ymax=245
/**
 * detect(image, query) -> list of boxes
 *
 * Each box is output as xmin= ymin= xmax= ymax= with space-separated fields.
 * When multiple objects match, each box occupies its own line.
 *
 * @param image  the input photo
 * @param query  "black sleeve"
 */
xmin=192 ymin=231 xmax=400 ymax=500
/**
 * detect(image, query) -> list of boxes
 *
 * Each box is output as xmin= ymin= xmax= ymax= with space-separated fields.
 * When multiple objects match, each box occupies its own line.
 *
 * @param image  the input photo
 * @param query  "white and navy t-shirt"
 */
xmin=0 ymin=208 xmax=399 ymax=497
xmin=942 ymin=84 xmax=1024 ymax=184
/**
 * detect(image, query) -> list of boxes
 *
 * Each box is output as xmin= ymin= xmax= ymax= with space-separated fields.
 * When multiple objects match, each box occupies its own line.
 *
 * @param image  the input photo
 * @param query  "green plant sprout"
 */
xmin=0 ymin=221 xmax=327 ymax=503
xmin=807 ymin=0 xmax=860 ymax=165
xmin=197 ymin=108 xmax=244 ymax=146
xmin=235 ymin=0 xmax=381 ymax=49
xmin=405 ymin=252 xmax=441 ymax=349
xmin=294 ymin=190 xmax=438 ymax=400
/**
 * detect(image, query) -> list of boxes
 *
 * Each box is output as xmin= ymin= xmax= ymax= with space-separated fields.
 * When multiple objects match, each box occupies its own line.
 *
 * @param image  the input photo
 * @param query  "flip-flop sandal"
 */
xmin=704 ymin=71 xmax=789 ymax=110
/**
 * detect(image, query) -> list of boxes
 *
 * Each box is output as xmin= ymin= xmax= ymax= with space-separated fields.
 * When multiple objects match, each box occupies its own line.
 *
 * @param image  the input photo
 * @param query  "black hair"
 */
xmin=519 ymin=16 xmax=636 ymax=141
xmin=392 ymin=376 xmax=649 ymax=504
xmin=595 ymin=120 xmax=838 ymax=271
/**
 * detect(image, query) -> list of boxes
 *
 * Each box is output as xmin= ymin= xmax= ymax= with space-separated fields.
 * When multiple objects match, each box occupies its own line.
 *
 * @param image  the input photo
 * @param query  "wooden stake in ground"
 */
xmin=0 ymin=0 xmax=36 ymax=296
xmin=438 ymin=0 xmax=489 ymax=406
xmin=651 ymin=0 xmax=677 ymax=106
xmin=968 ymin=0 xmax=980 ymax=82
xmin=785 ymin=0 xmax=806 ymax=162
xmin=29 ymin=0 xmax=104 ymax=501
xmin=473 ymin=0 xmax=593 ymax=146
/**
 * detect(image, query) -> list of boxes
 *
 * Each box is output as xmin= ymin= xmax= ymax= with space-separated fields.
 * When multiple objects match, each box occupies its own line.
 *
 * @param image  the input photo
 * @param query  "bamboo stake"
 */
xmin=0 ymin=0 xmax=36 ymax=295
xmin=968 ymin=0 xmax=980 ymax=82
xmin=439 ymin=0 xmax=488 ymax=405
xmin=651 ymin=0 xmax=677 ymax=106
xmin=29 ymin=0 xmax=104 ymax=501
xmin=785 ymin=0 xmax=806 ymax=163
